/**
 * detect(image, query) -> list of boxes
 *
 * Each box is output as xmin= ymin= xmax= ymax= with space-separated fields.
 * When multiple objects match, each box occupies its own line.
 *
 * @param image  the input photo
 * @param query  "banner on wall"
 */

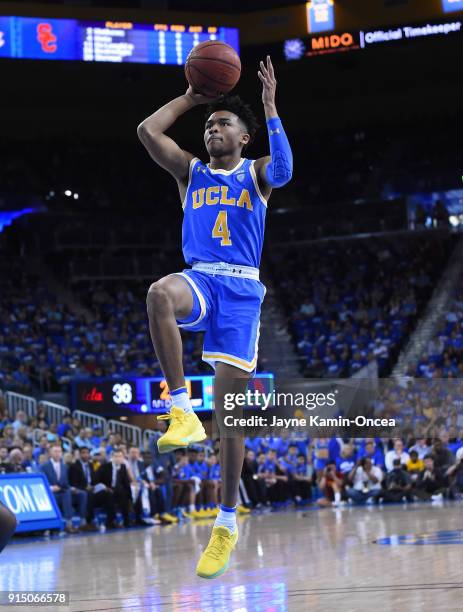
xmin=0 ymin=473 xmax=64 ymax=533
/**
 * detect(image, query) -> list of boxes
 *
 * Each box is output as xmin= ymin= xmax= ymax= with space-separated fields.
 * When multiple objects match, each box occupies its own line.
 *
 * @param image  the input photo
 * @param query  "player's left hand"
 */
xmin=258 ymin=55 xmax=277 ymax=107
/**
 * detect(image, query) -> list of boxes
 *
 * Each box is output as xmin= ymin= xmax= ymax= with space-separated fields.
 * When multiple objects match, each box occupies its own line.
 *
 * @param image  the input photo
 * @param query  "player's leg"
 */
xmin=146 ymin=274 xmax=193 ymax=390
xmin=146 ymin=273 xmax=207 ymax=452
xmin=0 ymin=501 xmax=17 ymax=554
xmin=196 ymin=362 xmax=249 ymax=579
xmin=215 ymin=362 xmax=250 ymax=509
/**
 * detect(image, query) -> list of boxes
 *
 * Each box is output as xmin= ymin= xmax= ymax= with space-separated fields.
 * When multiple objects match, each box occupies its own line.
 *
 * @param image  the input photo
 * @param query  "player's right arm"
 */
xmin=137 ymin=87 xmax=218 ymax=184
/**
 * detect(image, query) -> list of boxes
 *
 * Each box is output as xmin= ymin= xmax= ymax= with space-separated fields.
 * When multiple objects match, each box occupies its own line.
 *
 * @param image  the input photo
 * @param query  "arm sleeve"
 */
xmin=264 ymin=116 xmax=293 ymax=187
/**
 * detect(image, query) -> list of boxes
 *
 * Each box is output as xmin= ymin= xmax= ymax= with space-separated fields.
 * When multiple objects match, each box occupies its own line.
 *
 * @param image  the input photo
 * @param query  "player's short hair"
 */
xmin=205 ymin=95 xmax=260 ymax=149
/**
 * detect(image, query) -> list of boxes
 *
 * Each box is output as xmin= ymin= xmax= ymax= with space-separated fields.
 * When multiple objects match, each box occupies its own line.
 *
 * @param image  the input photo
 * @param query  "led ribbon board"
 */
xmin=284 ymin=17 xmax=462 ymax=60
xmin=0 ymin=16 xmax=239 ymax=64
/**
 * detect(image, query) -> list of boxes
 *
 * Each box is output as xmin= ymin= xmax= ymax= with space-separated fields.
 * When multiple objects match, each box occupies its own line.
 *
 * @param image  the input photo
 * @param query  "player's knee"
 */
xmin=146 ymin=282 xmax=172 ymax=317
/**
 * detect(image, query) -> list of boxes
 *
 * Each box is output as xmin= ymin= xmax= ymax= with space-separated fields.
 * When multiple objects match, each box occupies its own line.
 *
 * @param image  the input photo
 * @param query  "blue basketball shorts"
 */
xmin=173 ymin=270 xmax=266 ymax=373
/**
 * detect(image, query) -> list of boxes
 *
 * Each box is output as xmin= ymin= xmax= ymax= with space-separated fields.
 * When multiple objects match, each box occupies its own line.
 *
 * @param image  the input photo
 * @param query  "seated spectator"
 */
xmin=291 ymin=454 xmax=312 ymax=503
xmin=1 ymin=426 xmax=14 ymax=448
xmin=242 ymin=449 xmax=267 ymax=508
xmin=406 ymin=450 xmax=424 ymax=484
xmin=358 ymin=439 xmax=385 ymax=468
xmin=68 ymin=446 xmax=114 ymax=529
xmin=148 ymin=429 xmax=177 ymax=522
xmin=385 ymin=439 xmax=410 ymax=472
xmin=21 ymin=444 xmax=34 ymax=471
xmin=127 ymin=445 xmax=156 ymax=525
xmin=313 ymin=438 xmax=331 ymax=477
xmin=188 ymin=448 xmax=215 ymax=513
xmin=5 ymin=449 xmax=24 ymax=473
xmin=90 ymin=426 xmax=103 ymax=448
xmin=172 ymin=451 xmax=197 ymax=516
xmin=0 ymin=446 xmax=9 ymax=473
xmin=41 ymin=443 xmax=88 ymax=533
xmin=409 ymin=438 xmax=432 ymax=460
xmin=261 ymin=449 xmax=291 ymax=505
xmin=205 ymin=452 xmax=221 ymax=508
xmin=33 ymin=435 xmax=50 ymax=463
xmin=74 ymin=428 xmax=94 ymax=449
xmin=431 ymin=437 xmax=454 ymax=472
xmin=335 ymin=445 xmax=357 ymax=478
xmin=316 ymin=461 xmax=344 ymax=507
xmin=446 ymin=446 xmax=463 ymax=497
xmin=414 ymin=455 xmax=447 ymax=501
xmin=57 ymin=415 xmax=74 ymax=438
xmin=284 ymin=443 xmax=300 ymax=469
xmin=141 ymin=451 xmax=176 ymax=524
xmin=11 ymin=410 xmax=28 ymax=435
xmin=35 ymin=407 xmax=49 ymax=429
xmin=95 ymin=448 xmax=132 ymax=528
xmin=380 ymin=458 xmax=413 ymax=503
xmin=346 ymin=457 xmax=383 ymax=504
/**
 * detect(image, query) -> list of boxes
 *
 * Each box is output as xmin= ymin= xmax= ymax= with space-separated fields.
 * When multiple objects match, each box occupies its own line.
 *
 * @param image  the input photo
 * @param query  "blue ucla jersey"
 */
xmin=182 ymin=157 xmax=267 ymax=268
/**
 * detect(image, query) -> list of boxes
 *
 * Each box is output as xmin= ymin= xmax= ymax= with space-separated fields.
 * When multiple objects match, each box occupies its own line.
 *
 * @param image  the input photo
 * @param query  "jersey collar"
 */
xmin=206 ymin=158 xmax=245 ymax=175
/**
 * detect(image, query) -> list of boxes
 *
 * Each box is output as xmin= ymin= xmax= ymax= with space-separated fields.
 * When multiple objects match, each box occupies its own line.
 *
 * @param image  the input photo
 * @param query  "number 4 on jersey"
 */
xmin=212 ymin=211 xmax=232 ymax=246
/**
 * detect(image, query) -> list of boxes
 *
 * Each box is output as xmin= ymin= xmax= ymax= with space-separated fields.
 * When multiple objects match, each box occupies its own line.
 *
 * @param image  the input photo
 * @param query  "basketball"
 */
xmin=185 ymin=40 xmax=241 ymax=98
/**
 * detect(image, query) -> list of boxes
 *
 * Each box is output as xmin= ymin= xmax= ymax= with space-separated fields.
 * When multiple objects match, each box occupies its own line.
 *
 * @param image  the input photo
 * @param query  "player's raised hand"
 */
xmin=185 ymin=85 xmax=223 ymax=106
xmin=258 ymin=56 xmax=277 ymax=108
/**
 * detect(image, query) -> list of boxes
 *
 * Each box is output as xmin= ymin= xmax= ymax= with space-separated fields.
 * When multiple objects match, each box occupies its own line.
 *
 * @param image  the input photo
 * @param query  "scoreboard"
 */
xmin=0 ymin=15 xmax=239 ymax=64
xmin=72 ymin=373 xmax=274 ymax=417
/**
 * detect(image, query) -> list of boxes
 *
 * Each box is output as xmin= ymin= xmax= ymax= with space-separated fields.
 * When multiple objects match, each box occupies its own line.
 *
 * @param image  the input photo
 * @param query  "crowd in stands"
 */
xmin=239 ymin=426 xmax=463 ymax=508
xmin=270 ymin=233 xmax=454 ymax=377
xmin=411 ymin=285 xmax=463 ymax=379
xmin=5 ymin=112 xmax=461 ymax=209
xmin=0 ymin=399 xmax=231 ymax=531
xmin=0 ymin=258 xmax=210 ymax=394
xmin=1 ymin=386 xmax=463 ymax=537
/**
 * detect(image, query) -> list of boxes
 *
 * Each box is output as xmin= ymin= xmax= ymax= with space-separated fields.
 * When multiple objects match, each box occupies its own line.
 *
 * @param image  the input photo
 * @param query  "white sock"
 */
xmin=170 ymin=387 xmax=193 ymax=413
xmin=334 ymin=492 xmax=341 ymax=504
xmin=188 ymin=504 xmax=196 ymax=513
xmin=214 ymin=505 xmax=237 ymax=533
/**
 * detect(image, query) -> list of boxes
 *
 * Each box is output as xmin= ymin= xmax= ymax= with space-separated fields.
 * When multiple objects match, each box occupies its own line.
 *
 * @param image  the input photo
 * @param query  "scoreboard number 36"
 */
xmin=112 ymin=383 xmax=133 ymax=404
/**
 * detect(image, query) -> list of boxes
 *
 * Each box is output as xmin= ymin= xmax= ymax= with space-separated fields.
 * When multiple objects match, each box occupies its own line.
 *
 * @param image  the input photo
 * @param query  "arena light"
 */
xmin=64 ymin=189 xmax=72 ymax=196
xmin=73 ymin=193 xmax=79 ymax=200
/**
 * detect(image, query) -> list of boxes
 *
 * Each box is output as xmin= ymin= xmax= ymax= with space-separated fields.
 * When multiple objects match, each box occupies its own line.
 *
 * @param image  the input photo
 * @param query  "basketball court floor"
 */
xmin=0 ymin=502 xmax=462 ymax=612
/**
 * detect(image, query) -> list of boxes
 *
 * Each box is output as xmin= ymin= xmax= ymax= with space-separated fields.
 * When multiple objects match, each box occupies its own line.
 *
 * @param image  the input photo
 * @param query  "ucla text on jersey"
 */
xmin=182 ymin=157 xmax=267 ymax=268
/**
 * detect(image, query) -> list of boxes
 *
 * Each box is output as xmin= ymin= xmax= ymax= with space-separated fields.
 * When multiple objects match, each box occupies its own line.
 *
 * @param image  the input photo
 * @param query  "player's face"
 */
xmin=204 ymin=111 xmax=249 ymax=156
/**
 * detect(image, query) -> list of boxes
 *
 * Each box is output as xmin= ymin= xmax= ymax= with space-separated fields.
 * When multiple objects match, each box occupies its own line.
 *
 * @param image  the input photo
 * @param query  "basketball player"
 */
xmin=0 ymin=501 xmax=17 ymax=554
xmin=137 ymin=56 xmax=292 ymax=578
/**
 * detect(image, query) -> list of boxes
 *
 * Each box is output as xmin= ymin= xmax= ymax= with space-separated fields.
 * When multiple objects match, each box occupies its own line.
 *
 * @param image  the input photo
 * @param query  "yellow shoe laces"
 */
xmin=205 ymin=532 xmax=232 ymax=560
xmin=157 ymin=408 xmax=187 ymax=423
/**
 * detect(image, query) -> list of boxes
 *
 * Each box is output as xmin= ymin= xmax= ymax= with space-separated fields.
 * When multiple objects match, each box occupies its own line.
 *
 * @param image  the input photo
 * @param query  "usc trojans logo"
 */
xmin=37 ymin=23 xmax=57 ymax=53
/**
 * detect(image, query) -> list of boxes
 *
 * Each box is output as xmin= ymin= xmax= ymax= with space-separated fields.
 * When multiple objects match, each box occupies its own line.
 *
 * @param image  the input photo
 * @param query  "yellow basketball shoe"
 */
xmin=196 ymin=526 xmax=239 ymax=579
xmin=157 ymin=406 xmax=206 ymax=453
